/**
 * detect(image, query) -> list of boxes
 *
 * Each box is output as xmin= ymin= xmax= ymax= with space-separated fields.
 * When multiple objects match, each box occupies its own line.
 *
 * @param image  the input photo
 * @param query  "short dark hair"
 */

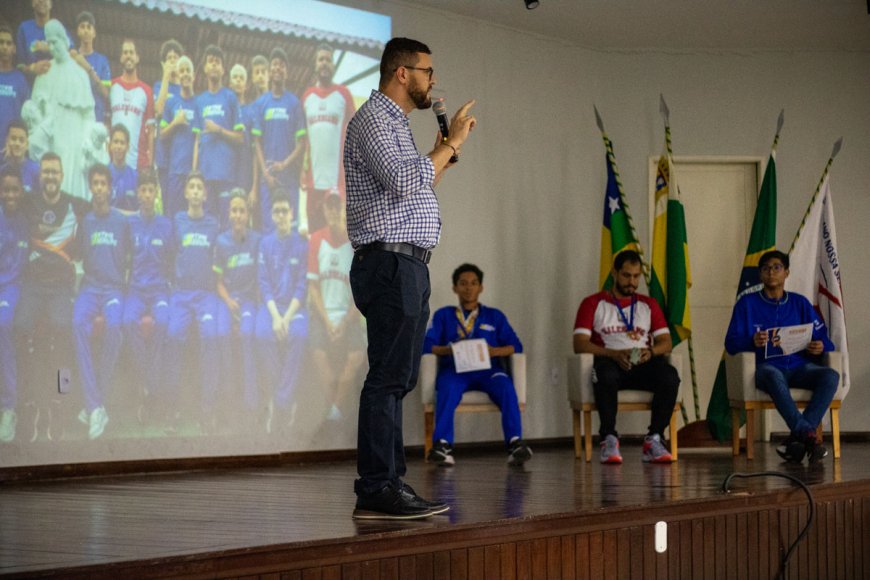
xmin=316 ymin=43 xmax=334 ymax=55
xmin=137 ymin=167 xmax=158 ymax=188
xmin=759 ymin=250 xmax=789 ymax=270
xmin=251 ymin=54 xmax=268 ymax=68
xmin=269 ymin=47 xmax=288 ymax=65
xmin=88 ymin=163 xmax=111 ymax=185
xmin=613 ymin=250 xmax=642 ymax=271
xmin=270 ymin=188 xmax=293 ymax=210
xmin=6 ymin=118 xmax=28 ymax=136
xmin=0 ymin=24 xmax=14 ymax=37
xmin=110 ymin=123 xmax=130 ymax=144
xmin=228 ymin=187 xmax=247 ymax=203
xmin=379 ymin=37 xmax=431 ymax=86
xmin=160 ymin=39 xmax=183 ymax=62
xmin=185 ymin=170 xmax=206 ymax=189
xmin=76 ymin=11 xmax=95 ymax=27
xmin=0 ymin=164 xmax=23 ymax=183
xmin=204 ymin=44 xmax=224 ymax=65
xmin=452 ymin=263 xmax=483 ymax=286
xmin=40 ymin=151 xmax=62 ymax=166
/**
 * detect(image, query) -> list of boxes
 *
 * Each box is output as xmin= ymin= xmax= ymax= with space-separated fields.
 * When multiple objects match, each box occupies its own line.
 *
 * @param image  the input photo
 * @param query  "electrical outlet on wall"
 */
xmin=58 ymin=368 xmax=72 ymax=394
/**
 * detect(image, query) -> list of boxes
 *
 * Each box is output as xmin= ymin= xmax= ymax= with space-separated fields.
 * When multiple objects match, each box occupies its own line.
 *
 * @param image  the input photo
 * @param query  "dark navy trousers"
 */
xmin=350 ymin=249 xmax=429 ymax=497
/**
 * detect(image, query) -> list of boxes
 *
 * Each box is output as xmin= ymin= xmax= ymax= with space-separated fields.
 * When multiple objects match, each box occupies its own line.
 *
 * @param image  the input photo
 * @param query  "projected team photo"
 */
xmin=0 ymin=0 xmax=389 ymax=449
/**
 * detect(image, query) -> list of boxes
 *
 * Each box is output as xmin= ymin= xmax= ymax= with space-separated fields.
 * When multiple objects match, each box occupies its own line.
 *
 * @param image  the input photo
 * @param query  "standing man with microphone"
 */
xmin=345 ymin=37 xmax=476 ymax=520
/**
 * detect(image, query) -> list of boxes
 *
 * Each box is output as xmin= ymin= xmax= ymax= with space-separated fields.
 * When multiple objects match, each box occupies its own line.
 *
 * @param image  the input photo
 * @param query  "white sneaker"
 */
xmin=0 ymin=409 xmax=16 ymax=442
xmin=88 ymin=407 xmax=109 ymax=440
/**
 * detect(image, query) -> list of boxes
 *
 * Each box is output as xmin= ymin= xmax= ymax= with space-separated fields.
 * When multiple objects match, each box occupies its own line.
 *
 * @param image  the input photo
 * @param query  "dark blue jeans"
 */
xmin=755 ymin=361 xmax=839 ymax=436
xmin=350 ymin=249 xmax=430 ymax=497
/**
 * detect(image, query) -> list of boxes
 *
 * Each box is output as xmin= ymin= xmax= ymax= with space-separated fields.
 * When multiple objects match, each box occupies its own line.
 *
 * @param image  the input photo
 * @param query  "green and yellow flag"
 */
xmin=705 ymin=112 xmax=781 ymax=441
xmin=595 ymin=106 xmax=645 ymax=290
xmin=649 ymin=132 xmax=692 ymax=347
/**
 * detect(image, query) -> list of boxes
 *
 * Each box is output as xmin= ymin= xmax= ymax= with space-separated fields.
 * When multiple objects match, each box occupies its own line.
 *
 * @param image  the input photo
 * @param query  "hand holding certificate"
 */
xmin=764 ymin=323 xmax=813 ymax=359
xmin=451 ymin=339 xmax=491 ymax=373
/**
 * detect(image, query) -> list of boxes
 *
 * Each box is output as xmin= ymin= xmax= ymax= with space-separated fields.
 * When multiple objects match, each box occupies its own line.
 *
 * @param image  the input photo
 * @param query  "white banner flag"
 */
xmin=785 ymin=175 xmax=850 ymax=394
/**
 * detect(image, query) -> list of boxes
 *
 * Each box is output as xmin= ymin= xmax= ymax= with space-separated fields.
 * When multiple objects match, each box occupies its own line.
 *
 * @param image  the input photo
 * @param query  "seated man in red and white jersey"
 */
xmin=572 ymin=250 xmax=679 ymax=464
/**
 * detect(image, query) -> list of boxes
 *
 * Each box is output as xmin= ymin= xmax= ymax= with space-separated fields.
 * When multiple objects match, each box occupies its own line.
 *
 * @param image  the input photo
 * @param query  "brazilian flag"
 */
xmin=705 ymin=151 xmax=778 ymax=441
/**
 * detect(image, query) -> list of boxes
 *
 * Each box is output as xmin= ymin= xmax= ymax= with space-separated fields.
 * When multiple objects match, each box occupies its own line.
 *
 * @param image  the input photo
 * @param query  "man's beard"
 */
xmin=409 ymin=78 xmax=432 ymax=110
xmin=615 ymin=282 xmax=636 ymax=296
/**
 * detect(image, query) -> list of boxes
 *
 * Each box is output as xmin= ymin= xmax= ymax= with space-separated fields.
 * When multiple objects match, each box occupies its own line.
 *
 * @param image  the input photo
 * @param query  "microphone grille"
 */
xmin=432 ymin=99 xmax=446 ymax=115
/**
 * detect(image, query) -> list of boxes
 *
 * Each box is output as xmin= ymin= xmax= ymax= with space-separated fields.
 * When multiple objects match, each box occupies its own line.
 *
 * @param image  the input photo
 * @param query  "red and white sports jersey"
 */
xmin=302 ymin=84 xmax=355 ymax=191
xmin=573 ymin=291 xmax=669 ymax=350
xmin=109 ymin=78 xmax=154 ymax=170
xmin=307 ymin=226 xmax=353 ymax=324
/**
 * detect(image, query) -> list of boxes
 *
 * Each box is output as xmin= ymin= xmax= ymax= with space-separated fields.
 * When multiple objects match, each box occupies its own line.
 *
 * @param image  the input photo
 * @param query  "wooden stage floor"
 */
xmin=2 ymin=441 xmax=869 ymax=578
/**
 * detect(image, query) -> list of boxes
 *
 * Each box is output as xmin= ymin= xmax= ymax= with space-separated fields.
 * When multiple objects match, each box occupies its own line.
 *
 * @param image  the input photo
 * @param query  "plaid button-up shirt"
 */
xmin=344 ymin=90 xmax=440 ymax=250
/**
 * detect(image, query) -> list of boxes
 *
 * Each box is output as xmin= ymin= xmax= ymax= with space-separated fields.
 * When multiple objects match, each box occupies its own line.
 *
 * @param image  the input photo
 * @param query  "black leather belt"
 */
xmin=360 ymin=241 xmax=432 ymax=264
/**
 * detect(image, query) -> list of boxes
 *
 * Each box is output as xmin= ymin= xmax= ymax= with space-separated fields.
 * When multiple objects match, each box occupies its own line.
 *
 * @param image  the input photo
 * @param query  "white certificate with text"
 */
xmin=765 ymin=323 xmax=813 ymax=358
xmin=451 ymin=339 xmax=492 ymax=373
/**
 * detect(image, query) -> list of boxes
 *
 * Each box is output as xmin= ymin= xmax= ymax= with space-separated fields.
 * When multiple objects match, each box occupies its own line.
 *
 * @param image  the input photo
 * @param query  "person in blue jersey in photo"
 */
xmin=256 ymin=189 xmax=308 ymax=432
xmin=192 ymin=45 xmax=244 ymax=228
xmin=423 ymin=263 xmax=531 ymax=467
xmin=153 ymin=39 xmax=184 ymax=200
xmin=164 ymin=172 xmax=221 ymax=433
xmin=0 ymin=168 xmax=30 ymax=443
xmin=252 ymin=48 xmax=306 ymax=233
xmin=71 ymin=11 xmax=110 ymax=124
xmin=160 ymin=55 xmax=198 ymax=220
xmin=73 ymin=164 xmax=130 ymax=440
xmin=15 ymin=0 xmax=72 ymax=77
xmin=0 ymin=25 xmax=30 ymax=146
xmin=122 ymin=169 xmax=173 ymax=426
xmin=229 ymin=64 xmax=257 ymax=219
xmin=108 ymin=124 xmax=138 ymax=214
xmin=725 ymin=249 xmax=839 ymax=464
xmin=214 ymin=190 xmax=261 ymax=426
xmin=0 ymin=120 xmax=39 ymax=193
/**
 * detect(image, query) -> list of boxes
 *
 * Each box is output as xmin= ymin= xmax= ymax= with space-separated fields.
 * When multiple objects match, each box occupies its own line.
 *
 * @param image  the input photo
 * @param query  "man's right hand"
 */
xmin=613 ymin=349 xmax=633 ymax=371
xmin=753 ymin=330 xmax=769 ymax=348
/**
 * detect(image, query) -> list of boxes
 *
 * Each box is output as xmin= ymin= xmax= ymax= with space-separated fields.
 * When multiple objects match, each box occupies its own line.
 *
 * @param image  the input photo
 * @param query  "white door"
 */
xmin=648 ymin=157 xmax=762 ymax=422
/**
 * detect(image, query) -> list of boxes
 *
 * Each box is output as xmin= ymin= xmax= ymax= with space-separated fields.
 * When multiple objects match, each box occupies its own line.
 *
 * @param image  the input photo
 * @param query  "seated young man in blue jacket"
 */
xmin=725 ymin=250 xmax=839 ymax=463
xmin=423 ymin=263 xmax=531 ymax=467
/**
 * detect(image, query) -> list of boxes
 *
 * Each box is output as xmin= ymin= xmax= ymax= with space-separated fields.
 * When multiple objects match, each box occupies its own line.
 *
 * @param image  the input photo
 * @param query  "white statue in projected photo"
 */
xmin=26 ymin=19 xmax=95 ymax=200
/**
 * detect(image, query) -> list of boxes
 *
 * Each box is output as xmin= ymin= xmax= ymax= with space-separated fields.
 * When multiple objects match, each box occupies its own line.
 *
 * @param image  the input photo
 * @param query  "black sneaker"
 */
xmin=804 ymin=437 xmax=829 ymax=463
xmin=775 ymin=436 xmax=806 ymax=463
xmin=507 ymin=439 xmax=533 ymax=466
xmin=353 ymin=485 xmax=436 ymax=520
xmin=400 ymin=483 xmax=449 ymax=514
xmin=427 ymin=440 xmax=455 ymax=466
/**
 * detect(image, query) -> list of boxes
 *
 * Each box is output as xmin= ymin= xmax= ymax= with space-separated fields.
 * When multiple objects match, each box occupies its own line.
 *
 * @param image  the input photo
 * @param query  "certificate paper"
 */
xmin=764 ymin=323 xmax=813 ymax=358
xmin=451 ymin=339 xmax=492 ymax=373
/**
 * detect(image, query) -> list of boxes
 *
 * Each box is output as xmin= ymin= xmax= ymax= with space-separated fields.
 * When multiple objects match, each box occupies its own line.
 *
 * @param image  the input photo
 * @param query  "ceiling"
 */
xmin=397 ymin=0 xmax=870 ymax=52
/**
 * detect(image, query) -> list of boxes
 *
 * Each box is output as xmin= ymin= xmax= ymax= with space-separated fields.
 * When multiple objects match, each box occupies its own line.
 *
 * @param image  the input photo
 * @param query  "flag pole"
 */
xmin=788 ymin=138 xmax=844 ymax=253
xmin=660 ymin=94 xmax=694 ymax=423
xmin=594 ymin=105 xmax=650 ymax=285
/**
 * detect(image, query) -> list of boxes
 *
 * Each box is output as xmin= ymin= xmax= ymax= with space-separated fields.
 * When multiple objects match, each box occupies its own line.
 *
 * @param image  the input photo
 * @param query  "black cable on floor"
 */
xmin=721 ymin=471 xmax=814 ymax=580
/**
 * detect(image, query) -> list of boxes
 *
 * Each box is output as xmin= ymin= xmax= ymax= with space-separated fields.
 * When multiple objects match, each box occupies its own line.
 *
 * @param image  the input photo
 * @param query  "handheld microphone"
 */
xmin=432 ymin=99 xmax=458 ymax=163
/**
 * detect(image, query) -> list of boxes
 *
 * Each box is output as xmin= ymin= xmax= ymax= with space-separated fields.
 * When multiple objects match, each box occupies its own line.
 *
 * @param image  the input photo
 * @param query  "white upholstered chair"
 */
xmin=566 ymin=353 xmax=683 ymax=462
xmin=418 ymin=353 xmax=527 ymax=458
xmin=725 ymin=351 xmax=844 ymax=459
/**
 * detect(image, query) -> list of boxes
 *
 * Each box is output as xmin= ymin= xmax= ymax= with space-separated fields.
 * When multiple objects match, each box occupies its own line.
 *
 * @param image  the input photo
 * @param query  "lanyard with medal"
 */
xmin=610 ymin=292 xmax=642 ymax=365
xmin=455 ymin=307 xmax=478 ymax=340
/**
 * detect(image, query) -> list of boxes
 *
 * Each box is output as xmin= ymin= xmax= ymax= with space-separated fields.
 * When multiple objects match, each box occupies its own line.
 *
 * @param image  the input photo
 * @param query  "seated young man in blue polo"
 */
xmin=423 ymin=263 xmax=531 ymax=467
xmin=725 ymin=249 xmax=839 ymax=463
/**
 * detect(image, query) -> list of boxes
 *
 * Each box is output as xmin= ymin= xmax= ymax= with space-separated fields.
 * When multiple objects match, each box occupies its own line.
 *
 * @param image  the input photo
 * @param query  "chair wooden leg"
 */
xmin=669 ymin=408 xmax=679 ymax=461
xmin=832 ymin=407 xmax=841 ymax=459
xmin=583 ymin=410 xmax=593 ymax=463
xmin=423 ymin=411 xmax=434 ymax=460
xmin=731 ymin=408 xmax=741 ymax=456
xmin=572 ymin=410 xmax=582 ymax=459
xmin=746 ymin=409 xmax=756 ymax=460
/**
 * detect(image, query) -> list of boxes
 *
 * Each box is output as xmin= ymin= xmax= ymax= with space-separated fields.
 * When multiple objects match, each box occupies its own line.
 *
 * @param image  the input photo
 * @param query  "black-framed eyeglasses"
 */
xmin=760 ymin=264 xmax=785 ymax=273
xmin=401 ymin=65 xmax=434 ymax=80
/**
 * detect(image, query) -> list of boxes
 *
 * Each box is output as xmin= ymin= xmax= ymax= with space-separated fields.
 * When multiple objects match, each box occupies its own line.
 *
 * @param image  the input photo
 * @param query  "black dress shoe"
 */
xmin=775 ymin=436 xmax=806 ymax=463
xmin=353 ymin=485 xmax=436 ymax=520
xmin=401 ymin=483 xmax=449 ymax=514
